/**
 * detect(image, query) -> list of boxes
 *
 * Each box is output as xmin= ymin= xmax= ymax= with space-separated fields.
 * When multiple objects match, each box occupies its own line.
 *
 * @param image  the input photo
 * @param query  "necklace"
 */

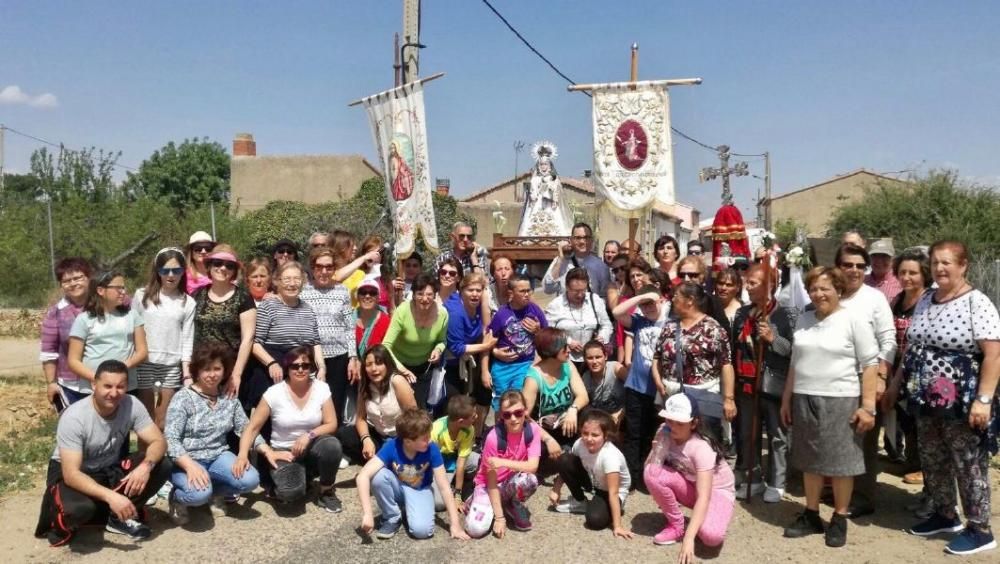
xmin=192 ymin=385 xmax=219 ymax=405
xmin=928 ymin=282 xmax=969 ymax=323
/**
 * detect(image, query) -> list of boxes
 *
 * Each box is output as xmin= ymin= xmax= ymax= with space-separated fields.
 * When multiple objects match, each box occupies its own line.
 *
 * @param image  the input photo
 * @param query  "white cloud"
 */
xmin=0 ymin=85 xmax=59 ymax=108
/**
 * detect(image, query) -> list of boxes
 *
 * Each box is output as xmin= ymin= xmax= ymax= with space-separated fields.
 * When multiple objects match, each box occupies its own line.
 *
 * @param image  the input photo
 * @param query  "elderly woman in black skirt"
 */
xmin=780 ymin=266 xmax=879 ymax=549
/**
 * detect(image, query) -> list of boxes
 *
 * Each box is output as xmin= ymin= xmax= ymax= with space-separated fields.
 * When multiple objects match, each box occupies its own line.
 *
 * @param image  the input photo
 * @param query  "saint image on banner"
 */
xmin=517 ymin=140 xmax=572 ymax=237
xmin=388 ymin=134 xmax=415 ymax=201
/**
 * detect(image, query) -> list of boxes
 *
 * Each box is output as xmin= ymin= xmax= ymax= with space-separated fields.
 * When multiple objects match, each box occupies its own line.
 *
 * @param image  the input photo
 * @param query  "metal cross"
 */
xmin=699 ymin=145 xmax=749 ymax=205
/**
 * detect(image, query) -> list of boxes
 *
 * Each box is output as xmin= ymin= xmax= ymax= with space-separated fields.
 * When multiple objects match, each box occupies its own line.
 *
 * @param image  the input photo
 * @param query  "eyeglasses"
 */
xmin=440 ymin=269 xmax=459 ymax=278
xmin=678 ymin=271 xmax=700 ymax=279
xmin=501 ymin=409 xmax=525 ymax=420
xmin=158 ymin=267 xmax=184 ymax=276
xmin=572 ymin=235 xmax=591 ymax=241
xmin=275 ymin=248 xmax=296 ymax=256
xmin=313 ymin=263 xmax=335 ymax=271
xmin=208 ymin=260 xmax=237 ymax=270
xmin=688 ymin=250 xmax=703 ymax=256
xmin=279 ymin=277 xmax=303 ymax=284
xmin=288 ymin=362 xmax=312 ymax=372
xmin=104 ymin=285 xmax=126 ymax=292
xmin=60 ymin=274 xmax=87 ymax=286
xmin=839 ymin=262 xmax=867 ymax=271
xmin=456 ymin=233 xmax=473 ymax=241
xmin=191 ymin=244 xmax=215 ymax=253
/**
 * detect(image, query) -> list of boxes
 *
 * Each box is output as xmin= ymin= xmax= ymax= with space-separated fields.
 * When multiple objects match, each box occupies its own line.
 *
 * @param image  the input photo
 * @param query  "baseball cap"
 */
xmin=659 ymin=393 xmax=699 ymax=423
xmin=869 ymin=238 xmax=895 ymax=257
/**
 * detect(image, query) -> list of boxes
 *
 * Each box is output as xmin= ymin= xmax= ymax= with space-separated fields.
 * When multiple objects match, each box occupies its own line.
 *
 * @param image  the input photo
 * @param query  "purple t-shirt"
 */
xmin=487 ymin=303 xmax=548 ymax=363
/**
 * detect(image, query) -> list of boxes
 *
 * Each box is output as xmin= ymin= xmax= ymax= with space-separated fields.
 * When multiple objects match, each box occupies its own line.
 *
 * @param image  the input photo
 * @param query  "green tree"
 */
xmin=123 ymin=138 xmax=230 ymax=209
xmin=29 ymin=146 xmax=121 ymax=202
xmin=826 ymin=171 xmax=1000 ymax=258
xmin=0 ymin=173 xmax=43 ymax=203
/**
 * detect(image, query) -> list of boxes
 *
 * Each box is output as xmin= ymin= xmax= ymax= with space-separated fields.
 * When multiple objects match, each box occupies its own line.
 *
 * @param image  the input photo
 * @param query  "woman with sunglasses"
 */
xmin=357 ymin=235 xmax=394 ymax=313
xmin=356 ymin=279 xmax=391 ymax=357
xmin=384 ymin=274 xmax=449 ymax=411
xmin=239 ymin=346 xmax=344 ymax=511
xmin=193 ymin=245 xmax=256 ymax=403
xmin=67 ymin=271 xmax=148 ymax=396
xmin=133 ymin=248 xmax=195 ymax=431
xmin=339 ymin=345 xmax=417 ymax=464
xmin=271 ymin=239 xmax=300 ymax=268
xmin=675 ymin=257 xmax=734 ymax=340
xmin=185 ymin=231 xmax=216 ymax=296
xmin=249 ymin=261 xmax=323 ymax=413
xmin=301 ymin=247 xmax=359 ymax=427
xmin=40 ymin=257 xmax=93 ymax=410
xmin=437 ymin=256 xmax=463 ymax=304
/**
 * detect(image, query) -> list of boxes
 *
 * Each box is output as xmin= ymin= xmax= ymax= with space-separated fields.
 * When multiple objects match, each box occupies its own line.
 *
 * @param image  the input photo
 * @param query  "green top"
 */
xmin=383 ymin=300 xmax=448 ymax=367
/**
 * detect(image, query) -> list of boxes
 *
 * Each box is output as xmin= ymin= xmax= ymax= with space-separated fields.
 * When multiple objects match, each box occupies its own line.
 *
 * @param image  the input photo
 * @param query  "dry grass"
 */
xmin=0 ymin=309 xmax=44 ymax=339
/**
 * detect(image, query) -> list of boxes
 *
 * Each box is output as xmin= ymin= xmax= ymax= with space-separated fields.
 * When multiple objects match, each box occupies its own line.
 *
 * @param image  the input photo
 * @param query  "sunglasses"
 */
xmin=611 ymin=266 xmax=626 ymax=273
xmin=275 ymin=248 xmax=296 ymax=256
xmin=439 ymin=269 xmax=460 ymax=278
xmin=288 ymin=362 xmax=313 ymax=372
xmin=208 ymin=260 xmax=237 ymax=270
xmin=158 ymin=267 xmax=184 ymax=276
xmin=192 ymin=244 xmax=215 ymax=253
xmin=456 ymin=234 xmax=473 ymax=240
xmin=313 ymin=263 xmax=335 ymax=271
xmin=839 ymin=262 xmax=867 ymax=271
xmin=358 ymin=289 xmax=378 ymax=297
xmin=501 ymin=408 xmax=525 ymax=420
xmin=678 ymin=271 xmax=700 ymax=279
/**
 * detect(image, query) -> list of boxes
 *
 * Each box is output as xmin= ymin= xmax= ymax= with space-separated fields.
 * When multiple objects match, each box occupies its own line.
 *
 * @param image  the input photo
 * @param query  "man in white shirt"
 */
xmin=836 ymin=244 xmax=897 ymax=518
xmin=544 ymin=267 xmax=613 ymax=374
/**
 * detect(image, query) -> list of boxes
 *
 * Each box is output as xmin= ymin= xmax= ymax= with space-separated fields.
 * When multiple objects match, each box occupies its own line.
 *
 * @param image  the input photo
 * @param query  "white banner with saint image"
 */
xmin=361 ymin=82 xmax=439 ymax=258
xmin=591 ymin=83 xmax=675 ymax=216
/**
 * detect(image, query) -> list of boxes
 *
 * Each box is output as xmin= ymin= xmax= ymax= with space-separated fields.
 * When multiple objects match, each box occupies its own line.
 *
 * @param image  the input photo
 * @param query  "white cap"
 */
xmin=658 ymin=393 xmax=696 ymax=423
xmin=188 ymin=231 xmax=214 ymax=245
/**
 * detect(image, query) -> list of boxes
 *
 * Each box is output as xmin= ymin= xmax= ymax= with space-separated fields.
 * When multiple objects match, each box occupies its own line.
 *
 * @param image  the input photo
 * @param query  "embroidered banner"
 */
xmin=590 ymin=83 xmax=675 ymax=216
xmin=361 ymin=82 xmax=439 ymax=258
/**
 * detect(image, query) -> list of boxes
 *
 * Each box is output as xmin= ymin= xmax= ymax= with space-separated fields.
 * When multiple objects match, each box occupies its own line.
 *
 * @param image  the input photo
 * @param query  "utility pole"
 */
xmin=763 ymin=151 xmax=772 ymax=230
xmin=401 ymin=0 xmax=422 ymax=84
xmin=0 ymin=123 xmax=5 ymax=196
xmin=700 ymin=145 xmax=749 ymax=206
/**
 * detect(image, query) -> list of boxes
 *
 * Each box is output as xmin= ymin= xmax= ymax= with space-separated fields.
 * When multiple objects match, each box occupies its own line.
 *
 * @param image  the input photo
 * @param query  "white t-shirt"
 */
xmin=571 ymin=439 xmax=631 ymax=501
xmin=263 ymin=381 xmax=331 ymax=449
xmin=792 ymin=308 xmax=879 ymax=397
xmin=840 ymin=284 xmax=897 ymax=366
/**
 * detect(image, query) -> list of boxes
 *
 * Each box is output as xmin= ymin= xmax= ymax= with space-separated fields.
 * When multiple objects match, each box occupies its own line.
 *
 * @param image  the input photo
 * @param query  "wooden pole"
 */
xmin=626 ymin=43 xmax=640 ymax=254
xmin=347 ymin=72 xmax=445 ymax=107
xmin=744 ymin=254 xmax=775 ymax=503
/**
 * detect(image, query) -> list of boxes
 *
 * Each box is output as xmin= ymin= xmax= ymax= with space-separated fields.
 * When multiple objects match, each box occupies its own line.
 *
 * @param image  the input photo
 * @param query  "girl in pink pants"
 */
xmin=644 ymin=393 xmax=735 ymax=562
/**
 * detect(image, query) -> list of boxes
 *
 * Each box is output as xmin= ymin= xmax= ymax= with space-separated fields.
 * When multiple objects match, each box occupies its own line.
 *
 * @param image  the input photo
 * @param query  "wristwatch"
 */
xmin=976 ymin=394 xmax=993 ymax=405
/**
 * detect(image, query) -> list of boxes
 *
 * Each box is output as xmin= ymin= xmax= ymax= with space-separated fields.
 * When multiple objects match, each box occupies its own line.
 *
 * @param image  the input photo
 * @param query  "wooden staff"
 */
xmin=745 ymin=253 xmax=774 ymax=503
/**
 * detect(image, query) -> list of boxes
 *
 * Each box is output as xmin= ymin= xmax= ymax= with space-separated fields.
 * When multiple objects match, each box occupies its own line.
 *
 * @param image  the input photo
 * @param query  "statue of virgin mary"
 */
xmin=517 ymin=141 xmax=573 ymax=237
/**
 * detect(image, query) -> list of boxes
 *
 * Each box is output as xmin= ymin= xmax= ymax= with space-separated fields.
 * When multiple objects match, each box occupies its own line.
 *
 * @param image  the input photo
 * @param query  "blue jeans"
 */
xmin=170 ymin=451 xmax=260 ymax=507
xmin=372 ymin=467 xmax=435 ymax=539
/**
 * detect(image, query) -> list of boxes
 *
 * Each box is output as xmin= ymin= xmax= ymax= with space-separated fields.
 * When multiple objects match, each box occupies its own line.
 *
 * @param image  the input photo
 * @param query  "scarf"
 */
xmin=734 ymin=300 xmax=776 ymax=395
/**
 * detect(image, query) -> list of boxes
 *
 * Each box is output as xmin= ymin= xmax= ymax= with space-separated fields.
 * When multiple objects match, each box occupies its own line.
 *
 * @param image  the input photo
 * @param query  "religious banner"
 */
xmin=590 ymin=83 xmax=675 ymax=216
xmin=360 ymin=81 xmax=439 ymax=258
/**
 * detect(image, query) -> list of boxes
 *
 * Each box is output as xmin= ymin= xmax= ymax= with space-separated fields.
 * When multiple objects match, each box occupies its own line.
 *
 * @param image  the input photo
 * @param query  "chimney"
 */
xmin=233 ymin=133 xmax=256 ymax=157
xmin=435 ymin=177 xmax=450 ymax=196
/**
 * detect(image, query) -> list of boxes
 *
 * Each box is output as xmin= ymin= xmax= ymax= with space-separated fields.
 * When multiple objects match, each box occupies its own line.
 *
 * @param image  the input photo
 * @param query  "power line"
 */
xmin=479 ymin=0 xmax=766 ymax=158
xmin=2 ymin=125 xmax=136 ymax=171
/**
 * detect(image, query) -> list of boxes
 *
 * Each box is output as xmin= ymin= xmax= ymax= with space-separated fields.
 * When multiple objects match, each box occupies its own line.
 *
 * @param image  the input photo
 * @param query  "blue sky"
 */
xmin=2 ymin=1 xmax=999 ymax=219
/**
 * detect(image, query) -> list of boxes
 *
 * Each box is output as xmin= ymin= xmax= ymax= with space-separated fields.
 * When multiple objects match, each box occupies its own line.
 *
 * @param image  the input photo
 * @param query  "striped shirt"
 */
xmin=300 ymin=284 xmax=357 ymax=359
xmin=39 ymin=298 xmax=85 ymax=385
xmin=253 ymin=298 xmax=320 ymax=349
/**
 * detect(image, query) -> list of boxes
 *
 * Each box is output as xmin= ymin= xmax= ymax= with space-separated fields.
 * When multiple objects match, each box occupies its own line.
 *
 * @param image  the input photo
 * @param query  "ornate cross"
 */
xmin=699 ymin=145 xmax=748 ymax=205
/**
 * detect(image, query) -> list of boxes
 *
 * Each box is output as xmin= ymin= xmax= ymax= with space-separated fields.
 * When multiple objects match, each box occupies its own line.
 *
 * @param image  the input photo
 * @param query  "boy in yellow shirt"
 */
xmin=431 ymin=395 xmax=480 ymax=510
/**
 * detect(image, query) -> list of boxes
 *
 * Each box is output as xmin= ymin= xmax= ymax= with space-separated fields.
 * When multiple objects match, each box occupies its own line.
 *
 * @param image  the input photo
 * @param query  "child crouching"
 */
xmin=431 ymin=395 xmax=480 ymax=510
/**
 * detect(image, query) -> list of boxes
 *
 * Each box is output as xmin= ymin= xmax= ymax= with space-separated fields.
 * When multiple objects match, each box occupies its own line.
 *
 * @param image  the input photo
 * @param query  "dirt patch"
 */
xmin=0 ymin=376 xmax=52 ymax=434
xmin=0 ymin=308 xmax=44 ymax=339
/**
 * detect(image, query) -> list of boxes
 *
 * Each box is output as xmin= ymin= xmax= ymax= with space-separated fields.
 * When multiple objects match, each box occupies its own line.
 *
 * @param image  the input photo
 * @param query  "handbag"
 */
xmin=427 ymin=361 xmax=447 ymax=407
xmin=664 ymin=320 xmax=724 ymax=419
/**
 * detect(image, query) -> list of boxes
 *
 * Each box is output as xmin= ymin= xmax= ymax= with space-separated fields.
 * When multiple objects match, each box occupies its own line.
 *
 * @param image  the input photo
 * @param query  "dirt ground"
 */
xmin=1 ymin=340 xmax=998 ymax=563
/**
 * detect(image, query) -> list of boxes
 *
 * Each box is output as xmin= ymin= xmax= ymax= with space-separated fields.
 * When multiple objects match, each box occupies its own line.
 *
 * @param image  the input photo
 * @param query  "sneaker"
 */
xmin=653 ymin=521 xmax=685 ymax=545
xmin=908 ymin=513 xmax=965 ymax=536
xmin=902 ymin=471 xmax=924 ymax=485
xmin=784 ymin=509 xmax=825 ymax=538
xmin=554 ymin=498 xmax=587 ymax=514
xmin=763 ymin=487 xmax=785 ymax=504
xmin=223 ymin=494 xmax=240 ymax=504
xmin=825 ymin=513 xmax=848 ymax=548
xmin=106 ymin=515 xmax=152 ymax=541
xmin=945 ymin=528 xmax=997 ymax=556
xmin=736 ymin=482 xmax=765 ymax=501
xmin=168 ymin=495 xmax=189 ymax=526
xmin=339 ymin=457 xmax=349 ymax=470
xmin=157 ymin=481 xmax=173 ymax=499
xmin=503 ymin=500 xmax=533 ymax=531
xmin=145 ymin=494 xmax=158 ymax=507
xmin=315 ymin=490 xmax=343 ymax=513
xmin=375 ymin=517 xmax=402 ymax=539
xmin=210 ymin=497 xmax=229 ymax=517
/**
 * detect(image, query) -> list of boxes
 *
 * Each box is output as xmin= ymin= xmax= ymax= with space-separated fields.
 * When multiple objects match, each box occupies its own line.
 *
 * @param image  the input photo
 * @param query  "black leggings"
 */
xmin=324 ymin=354 xmax=354 ymax=425
xmin=440 ymin=363 xmax=493 ymax=416
xmin=403 ymin=362 xmax=433 ymax=411
xmin=622 ymin=388 xmax=657 ymax=485
xmin=553 ymin=452 xmax=621 ymax=530
xmin=337 ymin=425 xmax=388 ymax=463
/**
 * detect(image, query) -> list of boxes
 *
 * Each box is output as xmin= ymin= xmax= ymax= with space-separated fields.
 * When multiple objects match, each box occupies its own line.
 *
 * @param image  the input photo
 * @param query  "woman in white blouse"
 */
xmin=544 ymin=267 xmax=612 ymax=375
xmin=780 ymin=266 xmax=879 ymax=548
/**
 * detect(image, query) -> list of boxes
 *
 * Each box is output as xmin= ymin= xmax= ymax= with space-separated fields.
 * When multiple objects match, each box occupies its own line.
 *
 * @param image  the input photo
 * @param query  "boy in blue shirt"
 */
xmin=357 ymin=408 xmax=469 ymax=540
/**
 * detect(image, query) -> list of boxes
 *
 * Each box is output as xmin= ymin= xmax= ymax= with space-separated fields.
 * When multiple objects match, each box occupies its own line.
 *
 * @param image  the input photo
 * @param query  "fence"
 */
xmin=969 ymin=256 xmax=1000 ymax=307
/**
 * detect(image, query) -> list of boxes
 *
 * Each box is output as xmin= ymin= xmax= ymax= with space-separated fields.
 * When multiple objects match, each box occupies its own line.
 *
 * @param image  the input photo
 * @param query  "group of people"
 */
xmin=32 ymin=222 xmax=998 ymax=558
